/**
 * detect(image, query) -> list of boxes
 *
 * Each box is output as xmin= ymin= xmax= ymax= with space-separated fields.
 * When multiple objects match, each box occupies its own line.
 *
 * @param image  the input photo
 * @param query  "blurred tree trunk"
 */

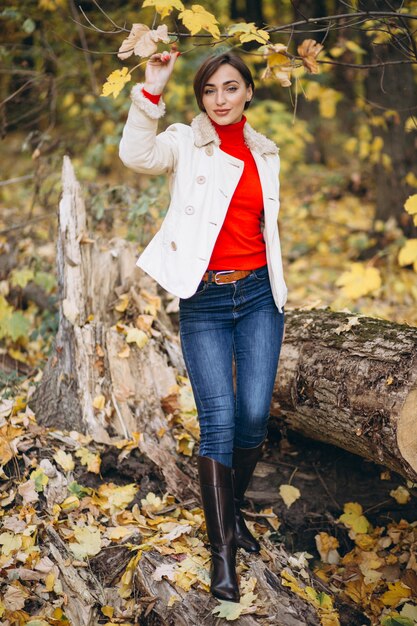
xmin=359 ymin=0 xmax=417 ymax=236
xmin=230 ymin=0 xmax=264 ymax=27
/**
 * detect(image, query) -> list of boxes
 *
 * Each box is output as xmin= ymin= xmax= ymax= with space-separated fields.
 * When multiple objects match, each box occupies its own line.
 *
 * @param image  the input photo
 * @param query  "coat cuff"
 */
xmin=130 ymin=83 xmax=166 ymax=119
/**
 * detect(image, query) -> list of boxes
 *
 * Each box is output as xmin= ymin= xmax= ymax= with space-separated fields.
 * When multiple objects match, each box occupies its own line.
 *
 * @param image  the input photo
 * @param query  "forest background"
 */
xmin=1 ymin=1 xmax=417 ymax=625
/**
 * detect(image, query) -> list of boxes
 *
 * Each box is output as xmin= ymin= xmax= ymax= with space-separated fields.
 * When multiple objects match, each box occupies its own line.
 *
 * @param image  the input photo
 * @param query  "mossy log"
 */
xmin=273 ymin=309 xmax=417 ymax=482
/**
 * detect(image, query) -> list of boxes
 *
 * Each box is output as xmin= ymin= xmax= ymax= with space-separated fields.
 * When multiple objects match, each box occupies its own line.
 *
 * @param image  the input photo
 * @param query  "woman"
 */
xmin=119 ymin=50 xmax=287 ymax=603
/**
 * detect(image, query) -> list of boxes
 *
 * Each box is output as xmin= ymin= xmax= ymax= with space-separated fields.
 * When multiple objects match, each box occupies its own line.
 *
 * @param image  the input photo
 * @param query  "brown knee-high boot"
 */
xmin=232 ymin=441 xmax=264 ymax=553
xmin=197 ymin=455 xmax=240 ymax=603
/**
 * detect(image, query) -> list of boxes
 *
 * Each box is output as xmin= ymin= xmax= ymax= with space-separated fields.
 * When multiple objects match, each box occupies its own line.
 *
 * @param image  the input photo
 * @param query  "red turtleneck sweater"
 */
xmin=142 ymin=88 xmax=267 ymax=270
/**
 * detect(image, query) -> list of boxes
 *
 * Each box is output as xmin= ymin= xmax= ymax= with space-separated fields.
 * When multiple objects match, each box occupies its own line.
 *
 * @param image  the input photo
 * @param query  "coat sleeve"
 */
xmin=119 ymin=83 xmax=179 ymax=176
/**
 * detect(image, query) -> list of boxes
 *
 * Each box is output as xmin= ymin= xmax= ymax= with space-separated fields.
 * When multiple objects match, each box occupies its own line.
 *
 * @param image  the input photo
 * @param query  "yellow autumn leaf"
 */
xmin=108 ymin=526 xmax=135 ymax=540
xmin=405 ymin=116 xmax=417 ymax=132
xmin=339 ymin=502 xmax=370 ymax=535
xmin=101 ymin=67 xmax=131 ymax=99
xmin=125 ymin=327 xmax=149 ymax=349
xmin=93 ymin=394 xmax=106 ymax=410
xmin=96 ymin=483 xmax=138 ymax=515
xmin=178 ymin=5 xmax=220 ymax=39
xmin=118 ymin=551 xmax=142 ymax=598
xmin=61 ymin=495 xmax=80 ymax=512
xmin=335 ymin=263 xmax=381 ymax=299
xmin=75 ymin=447 xmax=101 ymax=473
xmin=227 ymin=22 xmax=270 ymax=44
xmin=101 ymin=605 xmax=114 ymax=618
xmin=405 ymin=194 xmax=417 ymax=214
xmin=115 ymin=293 xmax=130 ymax=312
xmin=390 ymin=485 xmax=411 ymax=504
xmin=174 ymin=432 xmax=195 ymax=456
xmin=141 ymin=492 xmax=164 ymax=514
xmin=142 ymin=0 xmax=184 ymax=19
xmin=315 ymin=532 xmax=340 ymax=564
xmin=69 ymin=525 xmax=102 ymax=559
xmin=0 ymin=532 xmax=22 ymax=556
xmin=262 ymin=44 xmax=292 ymax=87
xmin=319 ymin=88 xmax=342 ymax=119
xmin=53 ymin=449 xmax=75 ymax=472
xmin=381 ymin=581 xmax=412 ymax=607
xmin=279 ymin=484 xmax=301 ymax=508
xmin=398 ymin=239 xmax=417 ymax=271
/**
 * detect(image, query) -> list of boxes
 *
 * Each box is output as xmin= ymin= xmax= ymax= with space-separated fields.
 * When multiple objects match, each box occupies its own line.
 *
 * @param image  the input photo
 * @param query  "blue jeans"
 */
xmin=179 ymin=264 xmax=285 ymax=467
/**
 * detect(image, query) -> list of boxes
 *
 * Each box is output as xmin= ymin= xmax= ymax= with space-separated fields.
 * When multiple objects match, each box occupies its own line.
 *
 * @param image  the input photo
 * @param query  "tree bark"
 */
xmin=358 ymin=0 xmax=417 ymax=236
xmin=273 ymin=308 xmax=417 ymax=481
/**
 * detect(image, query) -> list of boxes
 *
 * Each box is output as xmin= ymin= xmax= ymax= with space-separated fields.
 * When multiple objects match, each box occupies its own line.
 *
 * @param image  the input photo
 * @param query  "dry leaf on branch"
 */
xmin=117 ymin=23 xmax=170 ymax=59
xmin=297 ymin=39 xmax=324 ymax=74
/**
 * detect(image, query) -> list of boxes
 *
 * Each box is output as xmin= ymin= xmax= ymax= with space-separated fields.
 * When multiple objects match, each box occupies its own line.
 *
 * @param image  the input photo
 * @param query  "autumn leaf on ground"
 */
xmin=227 ymin=22 xmax=270 ymax=44
xmin=18 ymin=479 xmax=39 ymax=504
xmin=101 ymin=67 xmax=131 ymax=99
xmin=279 ymin=484 xmax=301 ymax=508
xmin=142 ymin=0 xmax=184 ymax=19
xmin=30 ymin=467 xmax=49 ymax=492
xmin=10 ymin=268 xmax=35 ymax=289
xmin=390 ymin=486 xmax=411 ymax=504
xmin=93 ymin=394 xmax=106 ymax=410
xmin=178 ymin=5 xmax=220 ymax=39
xmin=211 ymin=591 xmax=258 ymax=620
xmin=126 ymin=327 xmax=149 ymax=349
xmin=75 ymin=447 xmax=101 ymax=473
xmin=404 ymin=194 xmax=417 ymax=226
xmin=398 ymin=239 xmax=417 ymax=272
xmin=315 ymin=532 xmax=340 ymax=564
xmin=117 ymin=23 xmax=170 ymax=59
xmin=69 ymin=525 xmax=102 ymax=559
xmin=335 ymin=263 xmax=381 ymax=299
xmin=339 ymin=502 xmax=370 ymax=535
xmin=381 ymin=581 xmax=412 ymax=607
xmin=53 ymin=449 xmax=74 ymax=472
xmin=94 ymin=483 xmax=138 ymax=515
xmin=262 ymin=44 xmax=293 ymax=87
xmin=297 ymin=39 xmax=323 ymax=73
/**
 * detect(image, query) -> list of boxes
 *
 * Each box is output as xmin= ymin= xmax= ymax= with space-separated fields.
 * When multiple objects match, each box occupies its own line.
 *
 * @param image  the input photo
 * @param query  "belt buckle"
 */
xmin=214 ymin=270 xmax=236 ymax=285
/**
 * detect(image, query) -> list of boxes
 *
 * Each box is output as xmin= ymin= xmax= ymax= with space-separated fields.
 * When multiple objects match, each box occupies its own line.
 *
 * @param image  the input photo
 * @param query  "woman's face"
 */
xmin=201 ymin=64 xmax=253 ymax=125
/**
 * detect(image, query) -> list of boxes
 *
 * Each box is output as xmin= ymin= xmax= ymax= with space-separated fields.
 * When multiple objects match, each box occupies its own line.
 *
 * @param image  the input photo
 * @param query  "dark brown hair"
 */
xmin=193 ymin=52 xmax=255 ymax=112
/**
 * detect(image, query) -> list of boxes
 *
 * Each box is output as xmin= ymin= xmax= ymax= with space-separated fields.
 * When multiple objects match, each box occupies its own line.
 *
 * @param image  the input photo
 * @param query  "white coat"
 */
xmin=119 ymin=83 xmax=288 ymax=313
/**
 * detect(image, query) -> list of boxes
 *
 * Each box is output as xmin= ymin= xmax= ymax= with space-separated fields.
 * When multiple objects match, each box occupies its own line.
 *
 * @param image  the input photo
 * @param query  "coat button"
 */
xmin=185 ymin=205 xmax=195 ymax=215
xmin=170 ymin=241 xmax=177 ymax=251
xmin=205 ymin=145 xmax=214 ymax=156
xmin=196 ymin=175 xmax=206 ymax=184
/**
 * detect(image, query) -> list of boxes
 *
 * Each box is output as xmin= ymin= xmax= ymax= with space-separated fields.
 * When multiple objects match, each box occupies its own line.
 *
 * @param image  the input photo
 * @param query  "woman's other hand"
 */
xmin=144 ymin=50 xmax=180 ymax=95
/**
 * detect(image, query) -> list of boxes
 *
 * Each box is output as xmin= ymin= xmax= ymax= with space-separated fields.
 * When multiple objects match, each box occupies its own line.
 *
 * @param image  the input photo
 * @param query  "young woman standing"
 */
xmin=119 ymin=50 xmax=287 ymax=603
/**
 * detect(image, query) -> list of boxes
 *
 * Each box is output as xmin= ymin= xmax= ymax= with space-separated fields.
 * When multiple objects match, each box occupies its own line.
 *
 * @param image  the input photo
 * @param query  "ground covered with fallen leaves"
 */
xmin=1 ymin=382 xmax=417 ymax=625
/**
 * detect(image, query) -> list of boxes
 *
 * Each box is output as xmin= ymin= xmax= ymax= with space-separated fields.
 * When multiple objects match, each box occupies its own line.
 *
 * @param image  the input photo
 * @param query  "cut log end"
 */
xmin=397 ymin=387 xmax=417 ymax=478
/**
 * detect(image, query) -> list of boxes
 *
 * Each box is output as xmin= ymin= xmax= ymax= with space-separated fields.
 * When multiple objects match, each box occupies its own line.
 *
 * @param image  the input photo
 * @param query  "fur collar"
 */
xmin=190 ymin=112 xmax=279 ymax=156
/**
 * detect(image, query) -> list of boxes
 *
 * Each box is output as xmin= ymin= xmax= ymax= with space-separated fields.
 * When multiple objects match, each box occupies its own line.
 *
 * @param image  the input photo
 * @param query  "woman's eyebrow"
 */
xmin=204 ymin=80 xmax=240 ymax=87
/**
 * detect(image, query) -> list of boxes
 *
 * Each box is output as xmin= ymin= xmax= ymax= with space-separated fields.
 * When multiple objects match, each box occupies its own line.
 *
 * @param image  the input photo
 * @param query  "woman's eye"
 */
xmin=227 ymin=87 xmax=237 ymax=92
xmin=204 ymin=89 xmax=214 ymax=94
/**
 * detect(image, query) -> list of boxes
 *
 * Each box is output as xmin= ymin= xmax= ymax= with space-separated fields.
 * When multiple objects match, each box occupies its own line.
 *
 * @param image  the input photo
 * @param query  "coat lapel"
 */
xmin=190 ymin=112 xmax=279 ymax=156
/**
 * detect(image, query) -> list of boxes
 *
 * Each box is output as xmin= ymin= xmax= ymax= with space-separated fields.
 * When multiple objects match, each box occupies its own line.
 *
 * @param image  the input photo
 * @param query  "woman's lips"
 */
xmin=214 ymin=110 xmax=231 ymax=115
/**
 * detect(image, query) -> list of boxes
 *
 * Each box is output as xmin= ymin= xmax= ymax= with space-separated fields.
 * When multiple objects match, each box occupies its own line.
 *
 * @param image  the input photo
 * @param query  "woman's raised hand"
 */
xmin=144 ymin=50 xmax=180 ymax=95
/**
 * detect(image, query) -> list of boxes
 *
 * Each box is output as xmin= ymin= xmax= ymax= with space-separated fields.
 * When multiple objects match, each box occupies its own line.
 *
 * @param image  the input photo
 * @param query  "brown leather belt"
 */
xmin=202 ymin=269 xmax=253 ymax=284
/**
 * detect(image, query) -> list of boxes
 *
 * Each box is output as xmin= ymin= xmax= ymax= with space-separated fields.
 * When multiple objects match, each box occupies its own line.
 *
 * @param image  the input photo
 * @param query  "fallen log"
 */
xmin=273 ymin=309 xmax=417 ymax=482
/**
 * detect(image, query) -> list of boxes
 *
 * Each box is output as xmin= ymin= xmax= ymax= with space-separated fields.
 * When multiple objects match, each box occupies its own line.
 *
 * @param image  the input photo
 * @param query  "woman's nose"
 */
xmin=215 ymin=91 xmax=226 ymax=105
